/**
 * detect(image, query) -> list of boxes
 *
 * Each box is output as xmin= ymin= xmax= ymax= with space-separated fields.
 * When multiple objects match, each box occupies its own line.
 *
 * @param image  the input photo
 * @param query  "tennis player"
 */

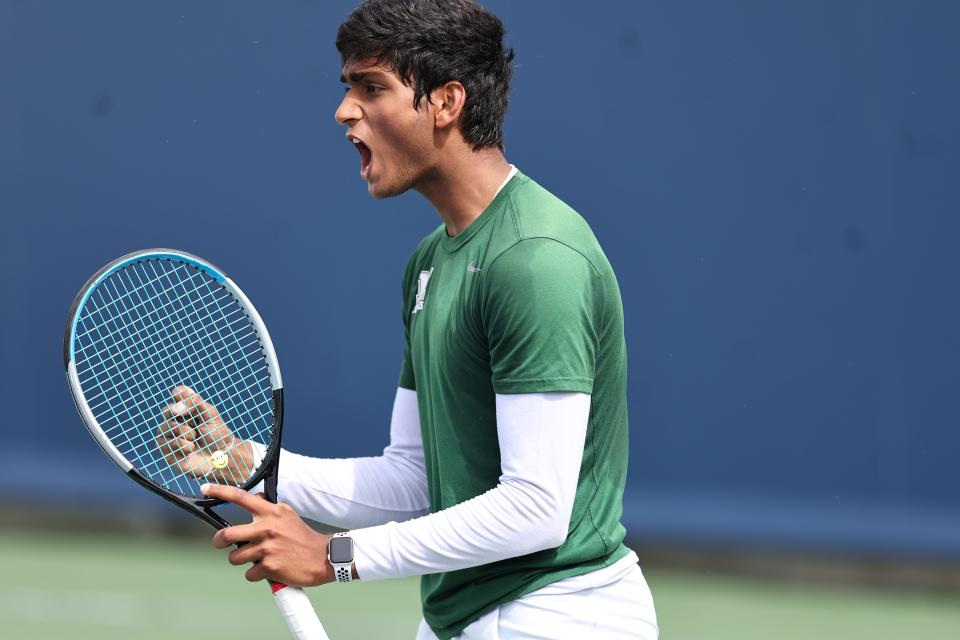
xmin=162 ymin=1 xmax=658 ymax=637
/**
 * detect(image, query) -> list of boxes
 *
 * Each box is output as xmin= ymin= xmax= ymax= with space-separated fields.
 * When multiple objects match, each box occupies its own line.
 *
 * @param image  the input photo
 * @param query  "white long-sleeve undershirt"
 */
xmin=251 ymin=387 xmax=590 ymax=580
xmin=252 ymin=387 xmax=430 ymax=528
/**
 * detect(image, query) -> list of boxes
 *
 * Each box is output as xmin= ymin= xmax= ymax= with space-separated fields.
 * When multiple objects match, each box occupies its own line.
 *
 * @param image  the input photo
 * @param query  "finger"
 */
xmin=157 ymin=434 xmax=196 ymax=458
xmin=245 ymin=564 xmax=269 ymax=583
xmin=213 ymin=522 xmax=265 ymax=549
xmin=155 ymin=420 xmax=196 ymax=455
xmin=157 ymin=420 xmax=196 ymax=441
xmin=201 ymin=483 xmax=271 ymax=516
xmin=171 ymin=386 xmax=205 ymax=421
xmin=162 ymin=401 xmax=193 ymax=424
xmin=227 ymin=543 xmax=265 ymax=566
xmin=172 ymin=385 xmax=222 ymax=425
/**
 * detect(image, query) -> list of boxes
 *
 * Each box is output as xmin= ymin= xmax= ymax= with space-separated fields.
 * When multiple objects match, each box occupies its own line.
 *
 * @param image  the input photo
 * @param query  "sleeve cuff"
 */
xmin=349 ymin=523 xmax=401 ymax=582
xmin=492 ymin=377 xmax=593 ymax=394
xmin=249 ymin=441 xmax=266 ymax=468
xmin=247 ymin=441 xmax=267 ymax=493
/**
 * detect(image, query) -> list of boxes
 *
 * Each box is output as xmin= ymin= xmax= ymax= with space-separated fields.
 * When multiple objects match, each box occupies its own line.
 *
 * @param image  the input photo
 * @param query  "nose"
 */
xmin=335 ymin=93 xmax=361 ymax=126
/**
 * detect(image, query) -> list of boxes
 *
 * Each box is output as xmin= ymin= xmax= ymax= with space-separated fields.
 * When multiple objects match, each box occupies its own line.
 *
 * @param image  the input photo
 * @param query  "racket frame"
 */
xmin=63 ymin=248 xmax=285 ymax=529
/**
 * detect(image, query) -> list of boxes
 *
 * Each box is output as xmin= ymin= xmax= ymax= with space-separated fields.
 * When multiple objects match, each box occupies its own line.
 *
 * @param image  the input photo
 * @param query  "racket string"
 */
xmin=75 ymin=269 xmax=243 ymax=381
xmin=74 ymin=258 xmax=275 ymax=497
xmin=118 ymin=260 xmax=267 ymax=489
xmin=133 ymin=258 xmax=272 ymax=489
xmin=74 ymin=262 xmax=195 ymax=342
xmin=80 ymin=262 xmax=239 ymax=493
xmin=128 ymin=259 xmax=269 ymax=488
xmin=84 ymin=267 xmax=252 ymax=490
xmin=80 ymin=294 xmax=255 ymax=434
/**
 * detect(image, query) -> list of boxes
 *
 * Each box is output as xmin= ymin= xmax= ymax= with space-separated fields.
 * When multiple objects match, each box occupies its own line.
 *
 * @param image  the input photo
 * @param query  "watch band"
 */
xmin=330 ymin=532 xmax=354 ymax=583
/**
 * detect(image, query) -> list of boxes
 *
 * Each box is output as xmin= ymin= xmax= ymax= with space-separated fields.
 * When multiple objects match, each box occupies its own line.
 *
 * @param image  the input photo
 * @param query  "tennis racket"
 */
xmin=63 ymin=248 xmax=329 ymax=640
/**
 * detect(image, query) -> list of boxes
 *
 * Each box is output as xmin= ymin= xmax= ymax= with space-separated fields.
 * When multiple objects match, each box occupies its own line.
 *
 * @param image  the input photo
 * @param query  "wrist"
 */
xmin=320 ymin=556 xmax=357 ymax=584
xmin=225 ymin=440 xmax=255 ymax=483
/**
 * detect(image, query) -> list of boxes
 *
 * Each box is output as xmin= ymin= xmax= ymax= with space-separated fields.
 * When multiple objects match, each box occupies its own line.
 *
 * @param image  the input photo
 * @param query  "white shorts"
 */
xmin=415 ymin=554 xmax=659 ymax=639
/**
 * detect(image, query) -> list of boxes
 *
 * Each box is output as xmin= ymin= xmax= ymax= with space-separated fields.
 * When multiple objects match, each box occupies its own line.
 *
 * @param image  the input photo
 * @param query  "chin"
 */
xmin=367 ymin=176 xmax=414 ymax=200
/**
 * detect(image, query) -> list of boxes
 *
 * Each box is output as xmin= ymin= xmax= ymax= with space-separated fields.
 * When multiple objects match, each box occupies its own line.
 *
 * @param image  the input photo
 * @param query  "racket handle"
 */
xmin=270 ymin=581 xmax=331 ymax=640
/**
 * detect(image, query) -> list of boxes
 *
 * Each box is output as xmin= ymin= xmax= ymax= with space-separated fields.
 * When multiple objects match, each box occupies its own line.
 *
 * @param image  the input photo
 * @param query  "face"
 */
xmin=335 ymin=59 xmax=436 ymax=199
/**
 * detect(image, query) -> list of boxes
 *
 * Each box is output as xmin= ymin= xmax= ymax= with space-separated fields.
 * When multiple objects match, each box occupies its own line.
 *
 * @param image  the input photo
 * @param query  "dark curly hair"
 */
xmin=336 ymin=0 xmax=515 ymax=151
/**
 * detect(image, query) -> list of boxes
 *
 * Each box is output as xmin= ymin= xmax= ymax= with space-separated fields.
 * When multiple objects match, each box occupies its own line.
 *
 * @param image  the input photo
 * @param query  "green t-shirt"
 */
xmin=399 ymin=171 xmax=630 ymax=639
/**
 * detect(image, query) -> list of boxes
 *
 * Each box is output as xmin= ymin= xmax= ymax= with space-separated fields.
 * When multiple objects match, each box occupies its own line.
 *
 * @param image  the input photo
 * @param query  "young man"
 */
xmin=160 ymin=1 xmax=658 ymax=637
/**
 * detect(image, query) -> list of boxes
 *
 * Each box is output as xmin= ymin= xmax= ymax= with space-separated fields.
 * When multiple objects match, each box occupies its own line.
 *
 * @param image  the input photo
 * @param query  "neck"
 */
xmin=415 ymin=148 xmax=512 ymax=237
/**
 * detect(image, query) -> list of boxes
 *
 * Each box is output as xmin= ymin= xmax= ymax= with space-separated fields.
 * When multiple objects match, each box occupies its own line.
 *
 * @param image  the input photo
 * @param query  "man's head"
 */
xmin=335 ymin=0 xmax=514 ymax=198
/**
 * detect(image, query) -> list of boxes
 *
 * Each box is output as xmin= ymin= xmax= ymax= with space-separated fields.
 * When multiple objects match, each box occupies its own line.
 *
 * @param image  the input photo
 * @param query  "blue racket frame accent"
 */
xmin=65 ymin=249 xmax=226 ymax=366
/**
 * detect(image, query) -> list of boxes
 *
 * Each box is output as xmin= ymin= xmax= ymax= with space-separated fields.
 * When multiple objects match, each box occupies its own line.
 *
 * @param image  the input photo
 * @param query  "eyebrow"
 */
xmin=339 ymin=70 xmax=390 ymax=84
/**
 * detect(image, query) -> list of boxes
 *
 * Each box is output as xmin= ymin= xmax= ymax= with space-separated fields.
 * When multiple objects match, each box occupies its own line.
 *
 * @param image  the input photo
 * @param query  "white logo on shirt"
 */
xmin=412 ymin=268 xmax=433 ymax=315
xmin=467 ymin=262 xmax=482 ymax=273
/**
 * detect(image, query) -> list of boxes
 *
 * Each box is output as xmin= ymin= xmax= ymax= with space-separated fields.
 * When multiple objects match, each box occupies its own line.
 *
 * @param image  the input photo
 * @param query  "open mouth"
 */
xmin=351 ymin=137 xmax=373 ymax=179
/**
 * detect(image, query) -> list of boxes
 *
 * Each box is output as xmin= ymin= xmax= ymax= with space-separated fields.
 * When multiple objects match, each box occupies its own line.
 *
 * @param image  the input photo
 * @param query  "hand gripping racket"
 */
xmin=64 ymin=249 xmax=330 ymax=640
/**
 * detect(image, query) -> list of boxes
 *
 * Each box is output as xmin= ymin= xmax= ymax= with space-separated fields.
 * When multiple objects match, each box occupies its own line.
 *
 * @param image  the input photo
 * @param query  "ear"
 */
xmin=432 ymin=81 xmax=467 ymax=130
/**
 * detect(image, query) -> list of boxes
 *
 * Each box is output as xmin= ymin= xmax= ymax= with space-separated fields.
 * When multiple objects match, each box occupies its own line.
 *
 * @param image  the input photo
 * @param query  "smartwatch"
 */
xmin=328 ymin=532 xmax=354 ymax=583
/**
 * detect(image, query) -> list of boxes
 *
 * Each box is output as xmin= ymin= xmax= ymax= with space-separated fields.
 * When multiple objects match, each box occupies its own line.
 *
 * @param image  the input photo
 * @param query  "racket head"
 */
xmin=64 ymin=249 xmax=284 ymax=521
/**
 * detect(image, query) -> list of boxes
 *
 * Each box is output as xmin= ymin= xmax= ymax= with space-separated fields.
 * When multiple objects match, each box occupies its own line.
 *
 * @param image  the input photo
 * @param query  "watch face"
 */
xmin=329 ymin=537 xmax=354 ymax=564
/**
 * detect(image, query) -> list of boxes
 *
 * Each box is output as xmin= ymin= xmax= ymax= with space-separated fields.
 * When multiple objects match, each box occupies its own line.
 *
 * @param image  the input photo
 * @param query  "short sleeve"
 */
xmin=398 ymin=261 xmax=417 ymax=391
xmin=481 ymin=239 xmax=603 ymax=394
xmin=399 ymin=328 xmax=416 ymax=390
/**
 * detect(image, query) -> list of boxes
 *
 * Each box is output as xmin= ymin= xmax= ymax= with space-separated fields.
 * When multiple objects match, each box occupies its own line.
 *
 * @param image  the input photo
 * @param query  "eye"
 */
xmin=365 ymin=85 xmax=383 ymax=95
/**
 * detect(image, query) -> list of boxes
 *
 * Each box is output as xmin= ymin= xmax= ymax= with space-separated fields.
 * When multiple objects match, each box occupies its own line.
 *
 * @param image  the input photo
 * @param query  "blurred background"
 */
xmin=2 ymin=0 xmax=959 ymax=638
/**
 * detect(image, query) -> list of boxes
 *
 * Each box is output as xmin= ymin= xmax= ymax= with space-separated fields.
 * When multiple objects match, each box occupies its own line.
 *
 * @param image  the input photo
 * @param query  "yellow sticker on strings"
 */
xmin=210 ymin=450 xmax=229 ymax=469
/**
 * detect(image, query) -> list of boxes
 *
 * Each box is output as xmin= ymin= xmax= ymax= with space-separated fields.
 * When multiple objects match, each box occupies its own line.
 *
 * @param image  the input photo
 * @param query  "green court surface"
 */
xmin=2 ymin=531 xmax=959 ymax=639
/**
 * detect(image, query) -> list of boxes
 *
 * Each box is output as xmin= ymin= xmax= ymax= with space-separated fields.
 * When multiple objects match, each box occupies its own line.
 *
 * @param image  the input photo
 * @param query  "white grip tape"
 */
xmin=272 ymin=584 xmax=330 ymax=640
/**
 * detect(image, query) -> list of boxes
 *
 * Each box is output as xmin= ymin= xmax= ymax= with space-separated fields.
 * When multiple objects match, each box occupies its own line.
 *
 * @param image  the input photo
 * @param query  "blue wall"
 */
xmin=2 ymin=1 xmax=958 ymax=557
